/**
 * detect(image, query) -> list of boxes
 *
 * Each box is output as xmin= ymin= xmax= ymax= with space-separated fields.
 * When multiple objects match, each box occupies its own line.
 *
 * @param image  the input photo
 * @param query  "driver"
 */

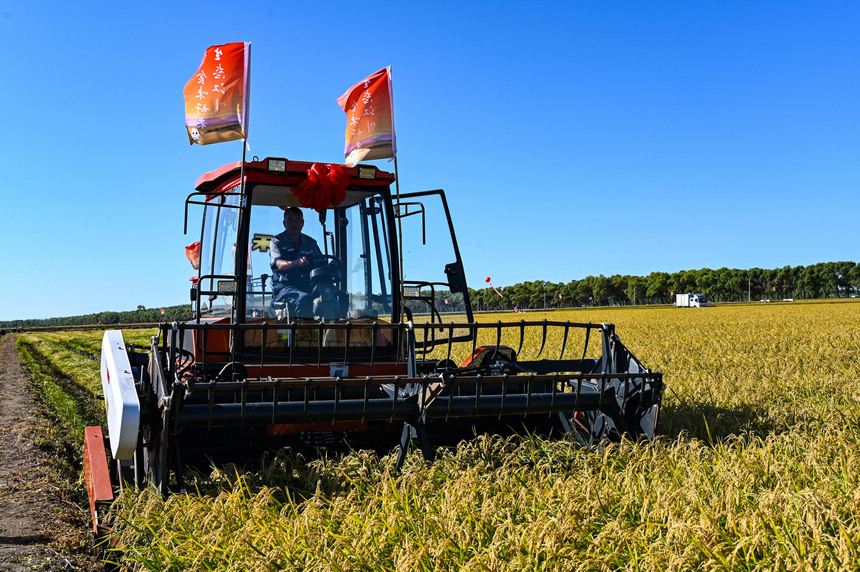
xmin=269 ymin=207 xmax=323 ymax=318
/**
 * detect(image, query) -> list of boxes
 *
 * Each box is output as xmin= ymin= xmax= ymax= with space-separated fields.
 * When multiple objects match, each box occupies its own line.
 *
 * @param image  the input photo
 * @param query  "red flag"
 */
xmin=184 ymin=42 xmax=250 ymax=145
xmin=485 ymin=276 xmax=504 ymax=298
xmin=185 ymin=241 xmax=201 ymax=270
xmin=336 ymin=67 xmax=396 ymax=164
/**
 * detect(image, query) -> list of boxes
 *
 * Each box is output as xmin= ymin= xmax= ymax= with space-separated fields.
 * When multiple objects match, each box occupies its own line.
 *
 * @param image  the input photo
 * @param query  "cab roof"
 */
xmin=195 ymin=157 xmax=396 ymax=195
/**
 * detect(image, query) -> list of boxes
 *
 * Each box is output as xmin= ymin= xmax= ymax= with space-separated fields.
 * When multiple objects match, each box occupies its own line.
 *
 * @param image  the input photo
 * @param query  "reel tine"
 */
xmin=370 ymin=322 xmax=378 ymax=367
xmin=516 ymin=320 xmax=525 ymax=359
xmin=581 ymin=323 xmax=592 ymax=371
xmin=207 ymin=380 xmax=216 ymax=430
xmin=559 ymin=321 xmax=570 ymax=360
xmin=344 ymin=321 xmax=351 ymax=365
xmin=261 ymin=323 xmax=268 ymax=367
xmin=333 ymin=376 xmax=342 ymax=425
xmin=471 ymin=321 xmax=478 ymax=357
xmin=536 ymin=319 xmax=548 ymax=359
xmin=289 ymin=322 xmax=296 ymax=367
xmin=240 ymin=379 xmax=248 ymax=428
xmin=201 ymin=322 xmax=209 ymax=371
xmin=492 ymin=321 xmax=502 ymax=362
xmin=362 ymin=376 xmax=371 ymax=423
xmin=317 ymin=322 xmax=324 ymax=368
xmin=271 ymin=376 xmax=279 ymax=424
xmin=390 ymin=377 xmax=400 ymax=422
xmin=499 ymin=374 xmax=508 ymax=420
xmin=526 ymin=374 xmax=533 ymax=415
xmin=394 ymin=323 xmax=401 ymax=366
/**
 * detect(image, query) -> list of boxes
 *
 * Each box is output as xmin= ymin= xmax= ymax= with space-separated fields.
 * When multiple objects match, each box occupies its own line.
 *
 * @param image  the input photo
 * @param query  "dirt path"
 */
xmin=0 ymin=334 xmax=81 ymax=570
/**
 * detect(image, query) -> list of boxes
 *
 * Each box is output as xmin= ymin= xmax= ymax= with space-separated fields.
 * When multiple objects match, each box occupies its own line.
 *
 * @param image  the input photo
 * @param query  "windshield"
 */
xmin=244 ymin=188 xmax=393 ymax=321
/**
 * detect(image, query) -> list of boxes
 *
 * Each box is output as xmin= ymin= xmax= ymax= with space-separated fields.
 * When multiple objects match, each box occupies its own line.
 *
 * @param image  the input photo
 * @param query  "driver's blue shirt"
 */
xmin=269 ymin=232 xmax=322 ymax=293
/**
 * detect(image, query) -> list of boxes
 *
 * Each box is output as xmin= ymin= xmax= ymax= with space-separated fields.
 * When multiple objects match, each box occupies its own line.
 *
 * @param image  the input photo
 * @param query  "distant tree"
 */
xmin=696 ymin=269 xmax=717 ymax=300
xmin=835 ymin=261 xmax=855 ymax=297
xmin=625 ymin=276 xmax=647 ymax=305
xmin=799 ymin=265 xmax=822 ymax=299
xmin=607 ymin=275 xmax=628 ymax=305
xmin=850 ymin=264 xmax=860 ymax=295
xmin=645 ymin=272 xmax=670 ymax=301
xmin=591 ymin=275 xmax=611 ymax=306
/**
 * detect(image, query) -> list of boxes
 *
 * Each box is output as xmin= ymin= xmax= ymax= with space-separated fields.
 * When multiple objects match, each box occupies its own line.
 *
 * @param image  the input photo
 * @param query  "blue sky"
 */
xmin=1 ymin=1 xmax=857 ymax=320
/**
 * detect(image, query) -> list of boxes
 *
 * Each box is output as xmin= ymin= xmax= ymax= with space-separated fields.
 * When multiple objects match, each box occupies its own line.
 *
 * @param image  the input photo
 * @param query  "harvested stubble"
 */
xmin=83 ymin=302 xmax=860 ymax=569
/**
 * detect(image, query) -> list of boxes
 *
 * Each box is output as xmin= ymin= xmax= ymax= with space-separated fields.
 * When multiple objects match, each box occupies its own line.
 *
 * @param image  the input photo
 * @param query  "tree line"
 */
xmin=3 ymin=262 xmax=858 ymax=327
xmin=467 ymin=261 xmax=859 ymax=311
xmin=0 ymin=305 xmax=193 ymax=329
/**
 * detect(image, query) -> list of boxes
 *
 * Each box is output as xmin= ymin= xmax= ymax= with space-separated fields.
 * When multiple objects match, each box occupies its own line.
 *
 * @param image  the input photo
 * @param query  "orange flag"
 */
xmin=184 ymin=42 xmax=250 ymax=145
xmin=185 ymin=241 xmax=201 ymax=270
xmin=336 ymin=67 xmax=396 ymax=165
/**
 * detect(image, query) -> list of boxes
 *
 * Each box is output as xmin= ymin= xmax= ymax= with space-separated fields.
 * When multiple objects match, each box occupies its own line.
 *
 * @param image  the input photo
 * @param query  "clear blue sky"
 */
xmin=1 ymin=1 xmax=857 ymax=321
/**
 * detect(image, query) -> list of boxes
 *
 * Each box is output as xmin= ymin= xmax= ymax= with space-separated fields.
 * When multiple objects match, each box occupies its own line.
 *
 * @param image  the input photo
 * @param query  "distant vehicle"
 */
xmin=675 ymin=293 xmax=707 ymax=307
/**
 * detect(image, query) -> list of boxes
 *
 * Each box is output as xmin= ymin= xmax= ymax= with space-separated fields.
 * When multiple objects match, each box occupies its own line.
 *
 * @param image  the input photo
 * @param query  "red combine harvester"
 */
xmin=84 ymin=158 xmax=664 ymax=531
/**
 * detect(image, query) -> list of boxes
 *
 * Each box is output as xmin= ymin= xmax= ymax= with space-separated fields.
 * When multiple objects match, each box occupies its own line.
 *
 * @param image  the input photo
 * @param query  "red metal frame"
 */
xmin=194 ymin=157 xmax=395 ymax=196
xmin=83 ymin=426 xmax=114 ymax=534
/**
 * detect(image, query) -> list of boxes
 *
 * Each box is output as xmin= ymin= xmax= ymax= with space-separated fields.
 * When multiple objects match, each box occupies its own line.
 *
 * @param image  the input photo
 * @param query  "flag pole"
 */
xmin=389 ymin=66 xmax=404 ymax=294
xmin=394 ymin=155 xmax=404 ymax=294
xmin=239 ymin=139 xmax=247 ymax=195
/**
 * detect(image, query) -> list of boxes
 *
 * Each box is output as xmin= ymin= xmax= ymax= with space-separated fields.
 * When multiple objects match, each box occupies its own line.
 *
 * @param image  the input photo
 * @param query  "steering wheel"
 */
xmin=308 ymin=255 xmax=348 ymax=319
xmin=309 ymin=254 xmax=342 ymax=269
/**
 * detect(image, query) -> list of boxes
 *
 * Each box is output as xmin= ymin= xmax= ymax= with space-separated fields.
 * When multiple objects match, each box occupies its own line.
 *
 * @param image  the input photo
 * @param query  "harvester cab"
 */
xmin=85 ymin=157 xmax=664 ymax=531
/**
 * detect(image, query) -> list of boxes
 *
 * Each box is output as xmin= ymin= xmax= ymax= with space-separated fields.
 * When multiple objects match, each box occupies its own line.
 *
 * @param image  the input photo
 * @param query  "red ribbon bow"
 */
xmin=293 ymin=163 xmax=350 ymax=212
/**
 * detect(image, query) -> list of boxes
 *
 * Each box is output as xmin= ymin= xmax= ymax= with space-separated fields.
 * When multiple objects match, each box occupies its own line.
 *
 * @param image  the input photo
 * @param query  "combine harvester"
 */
xmin=84 ymin=158 xmax=664 ymax=531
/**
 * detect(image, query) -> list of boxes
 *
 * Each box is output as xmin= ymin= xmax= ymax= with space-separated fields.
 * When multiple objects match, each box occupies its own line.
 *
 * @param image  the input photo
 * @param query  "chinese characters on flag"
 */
xmin=336 ymin=67 xmax=396 ymax=165
xmin=183 ymin=42 xmax=250 ymax=145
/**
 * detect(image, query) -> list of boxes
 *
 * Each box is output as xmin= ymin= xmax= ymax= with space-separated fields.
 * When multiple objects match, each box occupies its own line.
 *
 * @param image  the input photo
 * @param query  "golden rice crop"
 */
xmin=32 ymin=301 xmax=860 ymax=570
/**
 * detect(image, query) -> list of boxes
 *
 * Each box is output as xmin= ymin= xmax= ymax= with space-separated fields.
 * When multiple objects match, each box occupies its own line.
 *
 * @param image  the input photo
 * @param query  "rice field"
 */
xmin=20 ymin=300 xmax=860 ymax=570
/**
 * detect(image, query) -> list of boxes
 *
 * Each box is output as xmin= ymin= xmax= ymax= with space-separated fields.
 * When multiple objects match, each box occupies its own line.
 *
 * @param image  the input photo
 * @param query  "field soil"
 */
xmin=0 ymin=334 xmax=82 ymax=571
